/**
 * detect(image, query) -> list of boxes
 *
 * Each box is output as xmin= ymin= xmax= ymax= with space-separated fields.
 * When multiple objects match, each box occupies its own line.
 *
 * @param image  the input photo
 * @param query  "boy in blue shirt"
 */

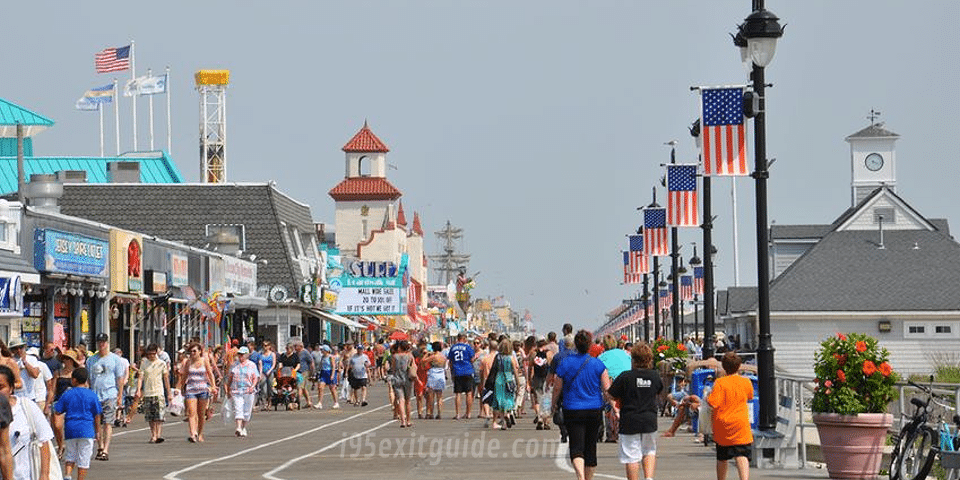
xmin=446 ymin=334 xmax=475 ymax=419
xmin=54 ymin=367 xmax=102 ymax=480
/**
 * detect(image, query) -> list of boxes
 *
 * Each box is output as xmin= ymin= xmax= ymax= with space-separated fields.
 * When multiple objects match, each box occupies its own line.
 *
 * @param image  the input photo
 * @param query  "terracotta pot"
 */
xmin=813 ymin=413 xmax=893 ymax=480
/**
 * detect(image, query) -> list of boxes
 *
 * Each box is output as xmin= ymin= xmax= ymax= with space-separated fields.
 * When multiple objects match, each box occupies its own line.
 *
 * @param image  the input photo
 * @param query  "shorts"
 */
xmin=232 ymin=393 xmax=255 ymax=421
xmin=349 ymin=377 xmax=368 ymax=390
xmin=453 ymin=375 xmax=475 ymax=394
xmin=142 ymin=396 xmax=165 ymax=423
xmin=618 ymin=432 xmax=657 ymax=463
xmin=392 ymin=380 xmax=413 ymax=399
xmin=296 ymin=372 xmax=305 ymax=387
xmin=318 ymin=370 xmax=335 ymax=385
xmin=184 ymin=391 xmax=210 ymax=401
xmin=376 ymin=358 xmax=384 ymax=367
xmin=716 ymin=443 xmax=752 ymax=461
xmin=530 ymin=376 xmax=547 ymax=397
xmin=100 ymin=399 xmax=117 ymax=424
xmin=64 ymin=438 xmax=95 ymax=469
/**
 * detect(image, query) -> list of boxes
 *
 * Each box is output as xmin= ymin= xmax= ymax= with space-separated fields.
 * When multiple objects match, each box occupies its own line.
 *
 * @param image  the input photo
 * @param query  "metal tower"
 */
xmin=430 ymin=220 xmax=471 ymax=285
xmin=195 ymin=70 xmax=229 ymax=183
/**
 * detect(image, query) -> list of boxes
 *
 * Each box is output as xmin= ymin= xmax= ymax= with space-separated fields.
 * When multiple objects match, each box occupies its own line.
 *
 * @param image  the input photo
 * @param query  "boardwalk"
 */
xmin=91 ymin=382 xmax=829 ymax=479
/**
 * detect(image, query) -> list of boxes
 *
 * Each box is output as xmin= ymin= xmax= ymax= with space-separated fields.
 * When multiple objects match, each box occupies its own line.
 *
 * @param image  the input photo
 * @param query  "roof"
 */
xmin=396 ymin=201 xmax=407 ymax=226
xmin=342 ymin=121 xmax=389 ymax=153
xmin=845 ymin=123 xmax=899 ymax=140
xmin=768 ymin=227 xmax=960 ymax=311
xmin=0 ymin=98 xmax=54 ymax=137
xmin=770 ymin=224 xmax=832 ymax=240
xmin=725 ymin=287 xmax=758 ymax=314
xmin=411 ymin=212 xmax=423 ymax=236
xmin=57 ymin=183 xmax=317 ymax=296
xmin=0 ymin=152 xmax=184 ymax=194
xmin=328 ymin=177 xmax=402 ymax=201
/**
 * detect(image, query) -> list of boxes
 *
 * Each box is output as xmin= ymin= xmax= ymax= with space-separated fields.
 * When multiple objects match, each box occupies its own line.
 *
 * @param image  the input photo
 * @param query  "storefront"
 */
xmin=31 ymin=228 xmax=109 ymax=349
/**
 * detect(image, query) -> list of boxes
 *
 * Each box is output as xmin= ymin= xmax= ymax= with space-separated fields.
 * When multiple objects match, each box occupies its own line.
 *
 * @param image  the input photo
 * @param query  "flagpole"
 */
xmin=731 ymin=177 xmax=741 ymax=286
xmin=148 ymin=68 xmax=155 ymax=150
xmin=130 ymin=40 xmax=137 ymax=152
xmin=99 ymin=102 xmax=104 ymax=157
xmin=113 ymin=79 xmax=121 ymax=155
xmin=166 ymin=66 xmax=172 ymax=154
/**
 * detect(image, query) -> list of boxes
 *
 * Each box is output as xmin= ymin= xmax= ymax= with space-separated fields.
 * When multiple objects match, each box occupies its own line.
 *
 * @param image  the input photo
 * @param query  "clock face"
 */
xmin=865 ymin=153 xmax=884 ymax=171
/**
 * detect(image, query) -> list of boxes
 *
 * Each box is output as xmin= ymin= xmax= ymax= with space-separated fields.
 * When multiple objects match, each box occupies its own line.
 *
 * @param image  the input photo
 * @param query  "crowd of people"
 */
xmin=0 ymin=324 xmax=755 ymax=480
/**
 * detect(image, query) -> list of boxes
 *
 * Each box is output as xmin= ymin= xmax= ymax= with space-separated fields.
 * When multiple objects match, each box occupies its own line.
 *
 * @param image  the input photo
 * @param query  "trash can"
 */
xmin=690 ymin=369 xmax=716 ymax=434
xmin=743 ymin=373 xmax=759 ymax=430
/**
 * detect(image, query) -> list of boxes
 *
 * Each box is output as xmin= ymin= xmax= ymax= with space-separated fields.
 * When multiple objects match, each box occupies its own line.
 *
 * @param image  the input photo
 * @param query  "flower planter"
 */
xmin=813 ymin=413 xmax=893 ymax=480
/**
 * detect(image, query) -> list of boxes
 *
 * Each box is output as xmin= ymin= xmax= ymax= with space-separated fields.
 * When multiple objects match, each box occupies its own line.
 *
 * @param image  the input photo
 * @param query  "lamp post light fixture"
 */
xmin=689 ymin=244 xmax=702 ymax=344
xmin=737 ymin=0 xmax=784 ymax=433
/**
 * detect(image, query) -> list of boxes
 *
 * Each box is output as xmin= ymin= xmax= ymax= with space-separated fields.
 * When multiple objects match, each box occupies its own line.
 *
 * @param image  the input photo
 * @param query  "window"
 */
xmin=290 ymin=227 xmax=304 ymax=257
xmin=205 ymin=224 xmax=246 ymax=250
xmin=905 ymin=321 xmax=960 ymax=339
xmin=0 ymin=200 xmax=21 ymax=254
xmin=908 ymin=325 xmax=925 ymax=334
xmin=936 ymin=325 xmax=952 ymax=334
xmin=874 ymin=207 xmax=895 ymax=224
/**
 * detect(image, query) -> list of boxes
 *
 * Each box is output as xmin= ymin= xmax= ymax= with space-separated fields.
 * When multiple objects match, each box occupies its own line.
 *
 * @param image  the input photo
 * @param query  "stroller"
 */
xmin=272 ymin=367 xmax=300 ymax=410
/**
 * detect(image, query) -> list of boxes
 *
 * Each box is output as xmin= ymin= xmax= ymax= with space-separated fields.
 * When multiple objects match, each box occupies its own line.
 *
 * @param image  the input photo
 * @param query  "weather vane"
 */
xmin=867 ymin=109 xmax=881 ymax=126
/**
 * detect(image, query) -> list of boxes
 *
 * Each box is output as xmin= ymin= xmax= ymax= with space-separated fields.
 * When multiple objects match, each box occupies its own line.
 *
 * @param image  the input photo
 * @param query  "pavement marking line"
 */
xmin=261 ymin=394 xmax=453 ymax=480
xmin=553 ymin=441 xmax=622 ymax=480
xmin=261 ymin=420 xmax=396 ymax=480
xmin=163 ymin=403 xmax=391 ymax=480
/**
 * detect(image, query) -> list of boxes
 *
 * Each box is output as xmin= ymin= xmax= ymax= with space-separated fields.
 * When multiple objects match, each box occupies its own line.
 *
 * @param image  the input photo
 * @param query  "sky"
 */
xmin=4 ymin=1 xmax=959 ymax=335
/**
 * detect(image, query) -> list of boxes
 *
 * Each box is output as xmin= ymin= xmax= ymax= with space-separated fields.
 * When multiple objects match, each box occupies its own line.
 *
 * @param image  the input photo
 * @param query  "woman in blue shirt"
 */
xmin=552 ymin=330 xmax=612 ymax=480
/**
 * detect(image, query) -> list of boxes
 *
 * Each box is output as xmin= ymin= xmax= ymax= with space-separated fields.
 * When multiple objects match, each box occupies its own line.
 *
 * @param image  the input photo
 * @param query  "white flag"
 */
xmin=139 ymin=74 xmax=167 ymax=95
xmin=123 ymin=77 xmax=140 ymax=97
xmin=75 ymin=97 xmax=100 ymax=111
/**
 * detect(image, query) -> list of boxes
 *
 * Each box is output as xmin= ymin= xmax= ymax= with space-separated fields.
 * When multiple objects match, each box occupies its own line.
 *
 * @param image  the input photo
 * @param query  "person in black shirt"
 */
xmin=608 ymin=343 xmax=662 ymax=480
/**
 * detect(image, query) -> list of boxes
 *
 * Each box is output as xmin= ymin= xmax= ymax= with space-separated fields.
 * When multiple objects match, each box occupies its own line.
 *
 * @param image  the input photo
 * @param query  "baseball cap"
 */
xmin=26 ymin=347 xmax=40 ymax=357
xmin=95 ymin=333 xmax=109 ymax=343
xmin=238 ymin=346 xmax=250 ymax=354
xmin=321 ymin=345 xmax=331 ymax=352
xmin=7 ymin=337 xmax=25 ymax=349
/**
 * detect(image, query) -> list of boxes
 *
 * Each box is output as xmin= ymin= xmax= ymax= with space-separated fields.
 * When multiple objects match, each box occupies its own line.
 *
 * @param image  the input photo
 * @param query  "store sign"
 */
xmin=336 ymin=286 xmax=402 ymax=315
xmin=208 ymin=257 xmax=225 ymax=293
xmin=144 ymin=270 xmax=168 ymax=295
xmin=335 ymin=254 xmax=407 ymax=315
xmin=223 ymin=256 xmax=256 ymax=295
xmin=34 ymin=229 xmax=108 ymax=277
xmin=169 ymin=253 xmax=188 ymax=286
xmin=109 ymin=230 xmax=143 ymax=292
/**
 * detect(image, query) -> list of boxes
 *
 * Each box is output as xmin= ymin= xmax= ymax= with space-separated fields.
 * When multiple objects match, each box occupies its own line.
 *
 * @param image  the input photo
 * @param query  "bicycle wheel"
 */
xmin=897 ymin=426 xmax=938 ymax=480
xmin=888 ymin=427 xmax=909 ymax=480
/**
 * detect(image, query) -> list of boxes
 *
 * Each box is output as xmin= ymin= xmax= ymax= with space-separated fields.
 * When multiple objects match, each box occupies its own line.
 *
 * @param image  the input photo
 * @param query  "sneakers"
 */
xmin=313 ymin=403 xmax=323 ymax=409
xmin=361 ymin=401 xmax=368 ymax=407
xmin=332 ymin=403 xmax=340 ymax=409
xmin=241 ymin=427 xmax=248 ymax=437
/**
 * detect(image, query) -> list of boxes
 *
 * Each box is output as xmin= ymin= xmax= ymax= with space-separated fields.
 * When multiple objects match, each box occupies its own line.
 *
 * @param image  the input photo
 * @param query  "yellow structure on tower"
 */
xmin=195 ymin=70 xmax=230 ymax=183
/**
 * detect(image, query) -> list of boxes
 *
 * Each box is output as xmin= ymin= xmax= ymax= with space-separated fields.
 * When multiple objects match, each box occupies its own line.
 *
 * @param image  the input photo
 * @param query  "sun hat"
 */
xmin=59 ymin=349 xmax=82 ymax=365
xmin=25 ymin=347 xmax=40 ymax=357
xmin=7 ymin=337 xmax=25 ymax=349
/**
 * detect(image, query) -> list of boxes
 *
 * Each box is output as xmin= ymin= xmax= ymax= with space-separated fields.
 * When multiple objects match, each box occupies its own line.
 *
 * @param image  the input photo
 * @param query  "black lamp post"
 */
xmin=689 ymin=244 xmax=702 ymax=345
xmin=658 ymin=277 xmax=668 ymax=339
xmin=668 ymin=143 xmax=682 ymax=342
xmin=690 ymin=119 xmax=717 ymax=361
xmin=642 ymin=274 xmax=650 ymax=342
xmin=737 ymin=1 xmax=784 ymax=432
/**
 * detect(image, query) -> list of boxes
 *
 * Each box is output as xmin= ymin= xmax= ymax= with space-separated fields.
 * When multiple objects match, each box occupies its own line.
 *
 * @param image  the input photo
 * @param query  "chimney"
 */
xmin=106 ymin=161 xmax=141 ymax=183
xmin=56 ymin=170 xmax=88 ymax=184
xmin=26 ymin=174 xmax=63 ymax=213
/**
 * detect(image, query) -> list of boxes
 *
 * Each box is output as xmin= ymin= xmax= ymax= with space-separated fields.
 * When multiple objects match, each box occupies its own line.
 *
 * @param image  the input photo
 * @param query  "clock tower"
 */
xmin=845 ymin=113 xmax=899 ymax=206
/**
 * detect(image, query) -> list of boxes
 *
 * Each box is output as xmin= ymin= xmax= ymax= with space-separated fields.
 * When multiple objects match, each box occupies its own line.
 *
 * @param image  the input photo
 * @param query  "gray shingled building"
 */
xmin=718 ymin=123 xmax=960 ymax=376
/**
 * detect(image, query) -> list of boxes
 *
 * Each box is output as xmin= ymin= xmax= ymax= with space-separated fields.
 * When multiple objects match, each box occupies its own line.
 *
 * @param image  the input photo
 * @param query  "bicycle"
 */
xmin=889 ymin=380 xmax=956 ymax=480
xmin=941 ymin=413 xmax=960 ymax=480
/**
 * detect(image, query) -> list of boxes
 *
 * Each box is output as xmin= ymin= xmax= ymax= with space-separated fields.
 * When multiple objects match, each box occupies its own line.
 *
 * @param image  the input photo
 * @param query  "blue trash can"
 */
xmin=743 ymin=374 xmax=759 ymax=430
xmin=690 ymin=368 xmax=716 ymax=433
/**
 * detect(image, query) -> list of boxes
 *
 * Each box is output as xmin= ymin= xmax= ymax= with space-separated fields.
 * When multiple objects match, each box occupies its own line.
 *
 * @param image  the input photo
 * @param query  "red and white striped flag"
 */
xmin=643 ymin=208 xmax=669 ymax=256
xmin=667 ymin=164 xmax=699 ymax=227
xmin=95 ymin=45 xmax=131 ymax=73
xmin=623 ymin=252 xmax=642 ymax=284
xmin=700 ymin=87 xmax=748 ymax=176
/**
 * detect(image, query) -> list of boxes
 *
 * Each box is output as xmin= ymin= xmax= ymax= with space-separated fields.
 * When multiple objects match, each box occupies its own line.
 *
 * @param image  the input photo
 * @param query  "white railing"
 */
xmin=771 ymin=372 xmax=960 ymax=470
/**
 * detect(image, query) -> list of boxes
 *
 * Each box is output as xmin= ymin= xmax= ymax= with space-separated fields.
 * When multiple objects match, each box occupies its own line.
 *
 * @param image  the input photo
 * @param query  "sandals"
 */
xmin=95 ymin=449 xmax=109 ymax=461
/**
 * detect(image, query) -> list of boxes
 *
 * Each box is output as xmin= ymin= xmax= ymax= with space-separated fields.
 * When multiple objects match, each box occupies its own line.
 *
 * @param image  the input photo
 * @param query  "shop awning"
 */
xmin=312 ymin=309 xmax=363 ymax=330
xmin=230 ymin=294 xmax=268 ymax=310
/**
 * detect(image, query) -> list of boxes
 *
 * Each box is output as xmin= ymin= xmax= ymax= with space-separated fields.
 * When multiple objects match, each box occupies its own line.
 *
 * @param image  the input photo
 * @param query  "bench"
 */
xmin=750 ymin=392 xmax=799 ymax=469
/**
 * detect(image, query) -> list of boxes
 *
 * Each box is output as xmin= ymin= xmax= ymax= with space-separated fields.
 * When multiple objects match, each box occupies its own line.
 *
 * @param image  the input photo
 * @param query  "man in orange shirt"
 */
xmin=706 ymin=352 xmax=753 ymax=480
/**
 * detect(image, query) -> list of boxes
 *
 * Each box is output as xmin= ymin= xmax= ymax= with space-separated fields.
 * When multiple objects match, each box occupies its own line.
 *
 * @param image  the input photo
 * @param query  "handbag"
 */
xmin=481 ymin=355 xmax=501 ymax=405
xmin=168 ymin=388 xmax=185 ymax=417
xmin=553 ymin=357 xmax=591 ymax=426
xmin=21 ymin=400 xmax=63 ymax=480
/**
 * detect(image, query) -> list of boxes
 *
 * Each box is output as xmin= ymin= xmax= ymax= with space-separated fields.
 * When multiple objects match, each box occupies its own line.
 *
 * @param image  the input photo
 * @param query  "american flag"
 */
xmin=644 ymin=299 xmax=653 ymax=317
xmin=680 ymin=275 xmax=693 ymax=301
xmin=95 ymin=45 xmax=131 ymax=73
xmin=659 ymin=288 xmax=672 ymax=317
xmin=667 ymin=164 xmax=699 ymax=227
xmin=623 ymin=252 xmax=642 ymax=284
xmin=643 ymin=208 xmax=669 ymax=256
xmin=628 ymin=235 xmax=649 ymax=275
xmin=701 ymin=87 xmax=747 ymax=176
xmin=693 ymin=266 xmax=704 ymax=296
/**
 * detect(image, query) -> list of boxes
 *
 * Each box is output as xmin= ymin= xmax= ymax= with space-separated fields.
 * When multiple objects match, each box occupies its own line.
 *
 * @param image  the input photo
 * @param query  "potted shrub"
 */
xmin=812 ymin=332 xmax=899 ymax=479
xmin=652 ymin=338 xmax=689 ymax=374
